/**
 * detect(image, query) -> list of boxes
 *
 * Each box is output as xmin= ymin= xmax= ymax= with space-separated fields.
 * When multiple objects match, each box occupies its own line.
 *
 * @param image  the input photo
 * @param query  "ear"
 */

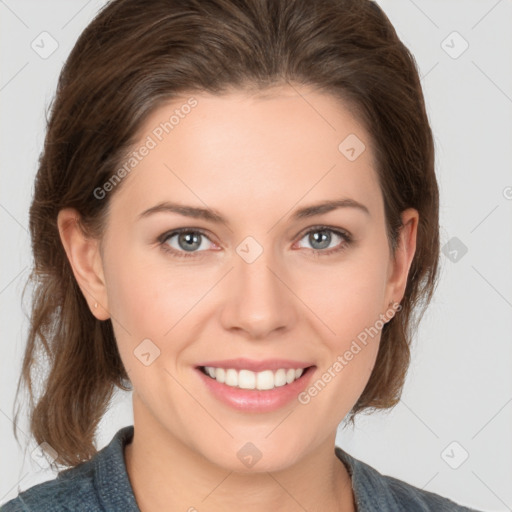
xmin=57 ymin=208 xmax=110 ymax=321
xmin=384 ymin=208 xmax=419 ymax=311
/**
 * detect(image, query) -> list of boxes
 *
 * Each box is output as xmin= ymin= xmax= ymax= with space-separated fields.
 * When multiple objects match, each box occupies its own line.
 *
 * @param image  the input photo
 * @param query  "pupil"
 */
xmin=179 ymin=232 xmax=201 ymax=251
xmin=310 ymin=230 xmax=330 ymax=250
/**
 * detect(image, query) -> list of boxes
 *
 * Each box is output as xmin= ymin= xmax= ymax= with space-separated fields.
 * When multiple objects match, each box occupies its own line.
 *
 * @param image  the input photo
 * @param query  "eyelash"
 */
xmin=157 ymin=225 xmax=353 ymax=259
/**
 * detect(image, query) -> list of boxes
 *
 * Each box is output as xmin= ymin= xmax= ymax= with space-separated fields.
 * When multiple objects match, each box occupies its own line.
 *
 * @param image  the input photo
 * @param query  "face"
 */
xmin=61 ymin=84 xmax=417 ymax=473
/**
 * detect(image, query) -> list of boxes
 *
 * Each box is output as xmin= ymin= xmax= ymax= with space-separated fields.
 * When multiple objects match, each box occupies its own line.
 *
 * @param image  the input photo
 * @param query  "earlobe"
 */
xmin=385 ymin=208 xmax=419 ymax=310
xmin=57 ymin=208 xmax=110 ymax=321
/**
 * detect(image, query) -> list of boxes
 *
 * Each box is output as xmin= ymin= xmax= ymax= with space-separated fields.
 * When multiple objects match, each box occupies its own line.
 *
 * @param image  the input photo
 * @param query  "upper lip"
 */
xmin=196 ymin=358 xmax=315 ymax=372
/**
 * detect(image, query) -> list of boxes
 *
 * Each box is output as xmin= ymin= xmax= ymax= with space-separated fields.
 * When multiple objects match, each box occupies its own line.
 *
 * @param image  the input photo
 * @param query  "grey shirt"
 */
xmin=1 ymin=426 xmax=481 ymax=511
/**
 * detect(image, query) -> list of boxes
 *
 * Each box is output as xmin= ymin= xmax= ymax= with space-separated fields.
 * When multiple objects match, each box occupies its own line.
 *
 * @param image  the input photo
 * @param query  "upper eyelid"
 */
xmin=159 ymin=227 xmax=215 ymax=245
xmin=296 ymin=225 xmax=351 ymax=239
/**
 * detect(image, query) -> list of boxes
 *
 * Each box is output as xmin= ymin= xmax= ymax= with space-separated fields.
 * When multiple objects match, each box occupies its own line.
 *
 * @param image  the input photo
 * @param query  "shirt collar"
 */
xmin=335 ymin=445 xmax=398 ymax=511
xmin=94 ymin=425 xmax=140 ymax=511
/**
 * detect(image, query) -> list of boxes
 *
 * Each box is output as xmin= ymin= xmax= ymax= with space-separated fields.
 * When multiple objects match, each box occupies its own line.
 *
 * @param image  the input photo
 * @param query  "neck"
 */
xmin=124 ymin=396 xmax=356 ymax=512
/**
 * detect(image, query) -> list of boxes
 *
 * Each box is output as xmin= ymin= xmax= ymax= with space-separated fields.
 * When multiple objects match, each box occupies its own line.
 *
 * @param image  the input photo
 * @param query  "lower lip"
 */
xmin=195 ymin=366 xmax=316 ymax=413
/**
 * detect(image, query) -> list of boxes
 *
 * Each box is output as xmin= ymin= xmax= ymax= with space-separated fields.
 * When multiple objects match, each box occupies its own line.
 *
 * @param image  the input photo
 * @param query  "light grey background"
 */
xmin=1 ymin=1 xmax=511 ymax=510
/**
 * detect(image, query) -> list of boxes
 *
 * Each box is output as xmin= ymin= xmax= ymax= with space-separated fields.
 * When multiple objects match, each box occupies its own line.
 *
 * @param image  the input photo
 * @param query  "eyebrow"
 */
xmin=137 ymin=198 xmax=370 ymax=225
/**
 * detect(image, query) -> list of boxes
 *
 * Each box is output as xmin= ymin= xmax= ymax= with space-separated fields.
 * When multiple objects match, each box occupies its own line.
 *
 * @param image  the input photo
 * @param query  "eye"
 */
xmin=295 ymin=226 xmax=352 ymax=256
xmin=158 ymin=228 xmax=215 ymax=258
xmin=157 ymin=225 xmax=353 ymax=259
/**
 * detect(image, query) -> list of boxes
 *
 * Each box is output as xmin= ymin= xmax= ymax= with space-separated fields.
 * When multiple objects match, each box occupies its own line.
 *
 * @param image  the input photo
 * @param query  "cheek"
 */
xmin=295 ymin=243 xmax=389 ymax=404
xmin=103 ymin=244 xmax=220 ymax=368
xmin=103 ymin=237 xmax=205 ymax=330
xmin=300 ymin=267 xmax=386 ymax=418
xmin=299 ymin=250 xmax=389 ymax=339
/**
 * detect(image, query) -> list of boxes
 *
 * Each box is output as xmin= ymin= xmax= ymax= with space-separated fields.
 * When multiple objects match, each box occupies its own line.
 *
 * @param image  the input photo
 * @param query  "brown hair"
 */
xmin=15 ymin=0 xmax=439 ymax=467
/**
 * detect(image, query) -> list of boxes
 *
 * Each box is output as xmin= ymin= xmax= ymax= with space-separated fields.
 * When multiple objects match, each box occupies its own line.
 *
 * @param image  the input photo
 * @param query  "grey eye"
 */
xmin=297 ymin=229 xmax=344 ymax=251
xmin=163 ymin=231 xmax=213 ymax=253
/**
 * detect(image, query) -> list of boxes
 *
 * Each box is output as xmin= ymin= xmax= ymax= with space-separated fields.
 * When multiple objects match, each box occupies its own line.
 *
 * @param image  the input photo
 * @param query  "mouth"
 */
xmin=197 ymin=365 xmax=315 ymax=391
xmin=193 ymin=357 xmax=317 ymax=412
xmin=195 ymin=363 xmax=316 ymax=412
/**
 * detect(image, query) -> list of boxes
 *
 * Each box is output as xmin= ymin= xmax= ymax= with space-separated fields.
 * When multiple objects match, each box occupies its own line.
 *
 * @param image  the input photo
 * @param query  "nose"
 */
xmin=219 ymin=247 xmax=298 ymax=340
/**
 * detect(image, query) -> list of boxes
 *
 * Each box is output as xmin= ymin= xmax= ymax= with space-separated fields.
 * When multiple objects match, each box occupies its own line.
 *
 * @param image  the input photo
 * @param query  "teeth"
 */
xmin=203 ymin=366 xmax=306 ymax=390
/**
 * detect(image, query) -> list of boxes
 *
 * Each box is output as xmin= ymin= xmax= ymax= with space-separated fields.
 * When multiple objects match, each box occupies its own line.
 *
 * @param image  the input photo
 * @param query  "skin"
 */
xmin=58 ymin=84 xmax=418 ymax=511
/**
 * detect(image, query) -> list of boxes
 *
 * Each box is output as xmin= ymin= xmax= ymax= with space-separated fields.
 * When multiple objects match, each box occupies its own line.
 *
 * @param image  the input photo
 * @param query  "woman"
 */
xmin=2 ymin=0 xmax=482 ymax=510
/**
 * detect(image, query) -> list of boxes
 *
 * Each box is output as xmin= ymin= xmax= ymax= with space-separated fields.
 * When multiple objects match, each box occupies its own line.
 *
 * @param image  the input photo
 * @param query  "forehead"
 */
xmin=107 ymin=85 xmax=383 ymax=224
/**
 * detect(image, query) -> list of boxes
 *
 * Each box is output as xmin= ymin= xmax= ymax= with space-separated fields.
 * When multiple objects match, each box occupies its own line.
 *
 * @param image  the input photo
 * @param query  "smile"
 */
xmin=195 ymin=364 xmax=316 ymax=412
xmin=200 ymin=366 xmax=306 ymax=390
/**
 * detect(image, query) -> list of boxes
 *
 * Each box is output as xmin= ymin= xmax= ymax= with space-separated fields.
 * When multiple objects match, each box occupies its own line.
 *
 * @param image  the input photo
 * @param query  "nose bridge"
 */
xmin=220 ymin=236 xmax=296 ymax=338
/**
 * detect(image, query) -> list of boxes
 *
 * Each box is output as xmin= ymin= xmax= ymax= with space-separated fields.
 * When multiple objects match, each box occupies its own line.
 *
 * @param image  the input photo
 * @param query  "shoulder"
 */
xmin=335 ymin=446 xmax=483 ymax=512
xmin=374 ymin=472 xmax=480 ymax=511
xmin=0 ymin=459 xmax=98 ymax=512
xmin=1 ymin=426 xmax=137 ymax=512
